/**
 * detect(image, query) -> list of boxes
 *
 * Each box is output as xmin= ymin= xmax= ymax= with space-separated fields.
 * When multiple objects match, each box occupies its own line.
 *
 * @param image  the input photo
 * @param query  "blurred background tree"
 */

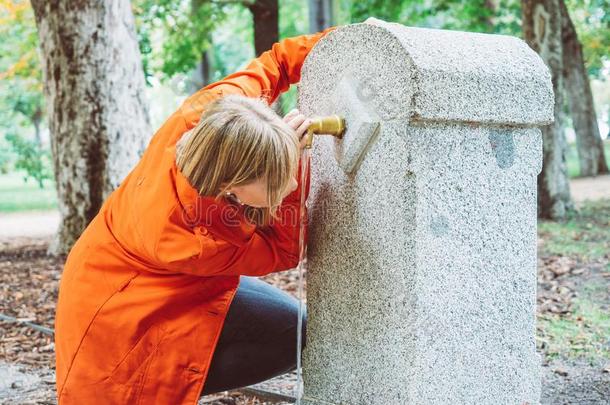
xmin=29 ymin=0 xmax=152 ymax=254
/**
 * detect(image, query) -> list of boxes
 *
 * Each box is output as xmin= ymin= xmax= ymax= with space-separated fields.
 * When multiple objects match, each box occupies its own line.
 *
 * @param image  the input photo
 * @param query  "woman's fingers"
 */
xmin=286 ymin=113 xmax=306 ymax=131
xmin=294 ymin=116 xmax=312 ymax=138
xmin=283 ymin=108 xmax=299 ymax=123
xmin=284 ymin=110 xmax=312 ymax=140
xmin=283 ymin=108 xmax=313 ymax=151
xmin=287 ymin=113 xmax=311 ymax=135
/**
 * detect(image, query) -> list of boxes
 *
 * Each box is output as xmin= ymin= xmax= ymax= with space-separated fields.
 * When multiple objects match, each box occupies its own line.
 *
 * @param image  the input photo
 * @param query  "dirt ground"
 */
xmin=536 ymin=254 xmax=610 ymax=404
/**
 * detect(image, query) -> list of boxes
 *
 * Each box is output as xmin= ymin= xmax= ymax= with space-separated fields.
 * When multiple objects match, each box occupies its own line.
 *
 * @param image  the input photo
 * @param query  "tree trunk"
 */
xmin=522 ymin=0 xmax=575 ymax=219
xmin=30 ymin=0 xmax=152 ymax=255
xmin=482 ymin=0 xmax=499 ymax=30
xmin=189 ymin=0 xmax=215 ymax=93
xmin=249 ymin=0 xmax=279 ymax=58
xmin=247 ymin=0 xmax=284 ymax=115
xmin=32 ymin=106 xmax=42 ymax=147
xmin=308 ymin=0 xmax=336 ymax=33
xmin=196 ymin=49 xmax=214 ymax=89
xmin=559 ymin=0 xmax=608 ymax=177
xmin=188 ymin=44 xmax=214 ymax=93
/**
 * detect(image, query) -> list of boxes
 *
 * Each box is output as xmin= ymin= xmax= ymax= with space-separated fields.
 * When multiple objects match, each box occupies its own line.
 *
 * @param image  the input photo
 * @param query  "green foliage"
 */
xmin=0 ymin=134 xmax=13 ymax=174
xmin=565 ymin=0 xmax=610 ymax=78
xmin=538 ymin=293 xmax=610 ymax=362
xmin=432 ymin=0 xmax=522 ymax=35
xmin=346 ymin=0 xmax=522 ymax=35
xmin=565 ymin=139 xmax=610 ymax=178
xmin=350 ymin=0 xmax=406 ymax=23
xmin=5 ymin=132 xmax=52 ymax=188
xmin=279 ymin=0 xmax=314 ymax=37
xmin=0 ymin=1 xmax=44 ymax=130
xmin=538 ymin=198 xmax=610 ymax=260
xmin=207 ymin=5 xmax=253 ymax=82
xmin=133 ymin=0 xmax=229 ymax=81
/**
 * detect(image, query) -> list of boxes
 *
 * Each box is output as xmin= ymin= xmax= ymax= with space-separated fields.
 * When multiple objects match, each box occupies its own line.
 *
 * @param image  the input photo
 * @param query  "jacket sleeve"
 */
xmin=161 ymin=27 xmax=331 ymax=277
xmin=180 ymin=25 xmax=339 ymax=124
xmin=156 ymin=156 xmax=311 ymax=278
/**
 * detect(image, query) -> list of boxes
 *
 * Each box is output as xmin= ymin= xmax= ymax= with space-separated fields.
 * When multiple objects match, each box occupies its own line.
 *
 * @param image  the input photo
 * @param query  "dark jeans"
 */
xmin=200 ymin=275 xmax=307 ymax=396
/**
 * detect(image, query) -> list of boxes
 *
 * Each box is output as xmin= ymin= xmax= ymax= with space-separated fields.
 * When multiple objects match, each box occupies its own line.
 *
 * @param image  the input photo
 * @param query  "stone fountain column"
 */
xmin=297 ymin=17 xmax=553 ymax=405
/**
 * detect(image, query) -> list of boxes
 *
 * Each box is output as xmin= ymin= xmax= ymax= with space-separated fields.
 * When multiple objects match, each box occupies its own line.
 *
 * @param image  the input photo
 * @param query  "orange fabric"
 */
xmin=54 ymin=25 xmax=338 ymax=404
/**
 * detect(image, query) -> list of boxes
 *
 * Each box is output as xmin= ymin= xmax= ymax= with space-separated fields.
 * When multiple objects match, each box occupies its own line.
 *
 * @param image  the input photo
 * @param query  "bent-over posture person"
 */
xmin=53 ymin=25 xmax=339 ymax=404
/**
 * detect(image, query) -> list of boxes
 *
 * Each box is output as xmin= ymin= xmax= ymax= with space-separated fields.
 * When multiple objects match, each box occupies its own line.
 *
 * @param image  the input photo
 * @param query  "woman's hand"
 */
xmin=283 ymin=108 xmax=313 ymax=151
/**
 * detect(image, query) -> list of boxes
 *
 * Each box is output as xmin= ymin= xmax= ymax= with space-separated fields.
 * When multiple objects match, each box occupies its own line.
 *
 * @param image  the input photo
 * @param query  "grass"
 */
xmin=0 ymin=171 xmax=57 ymax=213
xmin=565 ymin=138 xmax=610 ymax=179
xmin=537 ymin=290 xmax=610 ymax=364
xmin=537 ymin=198 xmax=610 ymax=364
xmin=538 ymin=198 xmax=610 ymax=260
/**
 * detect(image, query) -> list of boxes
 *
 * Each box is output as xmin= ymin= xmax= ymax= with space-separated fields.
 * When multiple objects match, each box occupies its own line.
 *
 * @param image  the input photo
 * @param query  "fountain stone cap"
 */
xmin=299 ymin=19 xmax=554 ymax=175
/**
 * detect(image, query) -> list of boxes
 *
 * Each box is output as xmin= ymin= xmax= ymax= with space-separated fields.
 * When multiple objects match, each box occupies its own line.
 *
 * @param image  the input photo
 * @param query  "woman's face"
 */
xmin=223 ymin=175 xmax=298 ymax=208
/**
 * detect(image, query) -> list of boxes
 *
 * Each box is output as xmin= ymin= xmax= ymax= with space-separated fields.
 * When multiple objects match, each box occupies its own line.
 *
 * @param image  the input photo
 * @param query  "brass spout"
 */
xmin=304 ymin=114 xmax=346 ymax=149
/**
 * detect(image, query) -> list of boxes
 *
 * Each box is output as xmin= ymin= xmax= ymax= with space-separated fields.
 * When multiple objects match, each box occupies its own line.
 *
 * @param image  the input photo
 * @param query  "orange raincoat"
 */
xmin=54 ymin=25 xmax=338 ymax=404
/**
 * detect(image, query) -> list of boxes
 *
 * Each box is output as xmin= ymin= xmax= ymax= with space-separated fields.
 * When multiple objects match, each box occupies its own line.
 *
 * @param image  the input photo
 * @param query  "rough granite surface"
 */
xmin=296 ymin=18 xmax=554 ymax=405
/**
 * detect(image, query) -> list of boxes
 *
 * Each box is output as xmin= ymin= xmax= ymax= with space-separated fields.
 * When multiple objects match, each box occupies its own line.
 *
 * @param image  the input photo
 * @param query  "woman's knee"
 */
xmin=227 ymin=277 xmax=308 ymax=358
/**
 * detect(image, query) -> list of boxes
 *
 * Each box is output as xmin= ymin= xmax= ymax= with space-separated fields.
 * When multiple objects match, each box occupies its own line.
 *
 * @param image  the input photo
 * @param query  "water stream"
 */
xmin=295 ymin=146 xmax=311 ymax=404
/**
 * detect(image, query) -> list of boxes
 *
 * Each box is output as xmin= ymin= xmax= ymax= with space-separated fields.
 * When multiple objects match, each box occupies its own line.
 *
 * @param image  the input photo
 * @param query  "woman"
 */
xmin=53 ymin=24 xmax=339 ymax=404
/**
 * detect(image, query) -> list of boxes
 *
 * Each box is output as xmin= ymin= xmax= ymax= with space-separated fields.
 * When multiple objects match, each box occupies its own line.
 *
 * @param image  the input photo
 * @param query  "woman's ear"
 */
xmin=219 ymin=182 xmax=240 ymax=202
xmin=219 ymin=181 xmax=230 ymax=193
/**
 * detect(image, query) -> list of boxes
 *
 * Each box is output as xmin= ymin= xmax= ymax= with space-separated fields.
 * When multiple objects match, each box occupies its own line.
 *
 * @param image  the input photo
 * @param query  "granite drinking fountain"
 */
xmin=295 ymin=18 xmax=553 ymax=404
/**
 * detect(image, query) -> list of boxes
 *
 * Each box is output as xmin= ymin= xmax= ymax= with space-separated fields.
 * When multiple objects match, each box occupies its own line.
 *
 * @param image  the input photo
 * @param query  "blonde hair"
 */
xmin=175 ymin=93 xmax=300 ymax=227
